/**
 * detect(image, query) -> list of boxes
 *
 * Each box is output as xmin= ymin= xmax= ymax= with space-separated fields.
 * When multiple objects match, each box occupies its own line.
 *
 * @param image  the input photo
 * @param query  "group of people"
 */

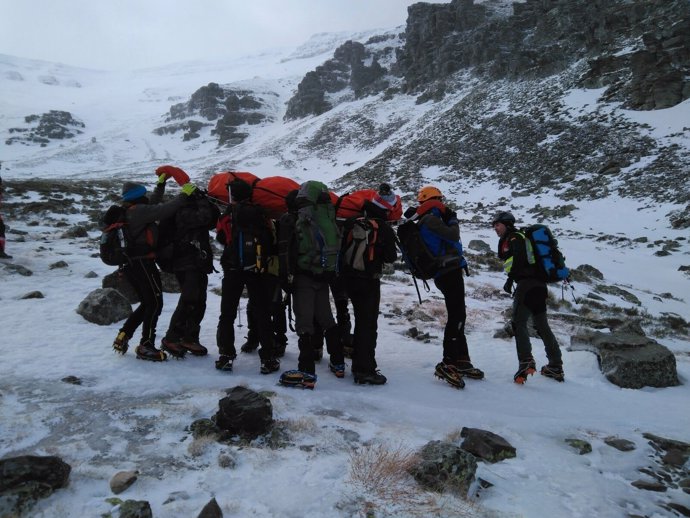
xmin=0 ymin=174 xmax=11 ymax=260
xmin=108 ymin=167 xmax=564 ymax=388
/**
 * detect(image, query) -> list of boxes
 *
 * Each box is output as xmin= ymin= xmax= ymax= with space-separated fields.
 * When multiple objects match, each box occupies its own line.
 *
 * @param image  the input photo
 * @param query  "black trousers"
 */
xmin=165 ymin=270 xmax=208 ymax=343
xmin=434 ymin=269 xmax=470 ymax=363
xmin=122 ymin=258 xmax=163 ymax=346
xmin=245 ymin=275 xmax=286 ymax=342
xmin=216 ymin=270 xmax=275 ymax=359
xmin=346 ymin=275 xmax=381 ymax=374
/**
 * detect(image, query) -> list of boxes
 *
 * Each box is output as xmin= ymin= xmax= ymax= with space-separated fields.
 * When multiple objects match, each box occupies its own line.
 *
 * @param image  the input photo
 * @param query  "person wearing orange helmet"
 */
xmin=407 ymin=185 xmax=484 ymax=386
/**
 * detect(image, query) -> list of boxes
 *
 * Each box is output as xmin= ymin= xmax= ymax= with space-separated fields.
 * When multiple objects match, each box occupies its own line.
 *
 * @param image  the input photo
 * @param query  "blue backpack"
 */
xmin=522 ymin=224 xmax=570 ymax=283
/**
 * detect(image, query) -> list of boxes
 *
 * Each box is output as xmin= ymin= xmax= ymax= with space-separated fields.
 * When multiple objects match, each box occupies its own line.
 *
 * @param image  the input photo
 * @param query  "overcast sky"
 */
xmin=0 ymin=0 xmax=446 ymax=71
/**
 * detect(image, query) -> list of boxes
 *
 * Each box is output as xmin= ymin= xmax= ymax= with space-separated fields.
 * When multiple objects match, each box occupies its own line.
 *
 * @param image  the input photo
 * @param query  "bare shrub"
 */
xmin=346 ymin=443 xmax=481 ymax=517
xmin=187 ymin=435 xmax=217 ymax=457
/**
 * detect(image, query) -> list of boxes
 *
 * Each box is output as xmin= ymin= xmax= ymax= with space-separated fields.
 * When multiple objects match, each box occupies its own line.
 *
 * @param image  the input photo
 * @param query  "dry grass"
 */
xmin=346 ymin=443 xmax=481 ymax=517
xmin=187 ymin=435 xmax=218 ymax=457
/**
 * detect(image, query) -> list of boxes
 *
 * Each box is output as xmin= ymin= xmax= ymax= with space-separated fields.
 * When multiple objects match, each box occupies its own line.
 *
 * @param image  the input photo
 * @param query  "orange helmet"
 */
xmin=417 ymin=185 xmax=442 ymax=203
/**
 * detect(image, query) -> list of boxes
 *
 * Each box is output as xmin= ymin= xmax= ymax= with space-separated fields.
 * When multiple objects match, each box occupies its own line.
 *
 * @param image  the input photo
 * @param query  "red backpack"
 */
xmin=207 ymin=171 xmax=260 ymax=203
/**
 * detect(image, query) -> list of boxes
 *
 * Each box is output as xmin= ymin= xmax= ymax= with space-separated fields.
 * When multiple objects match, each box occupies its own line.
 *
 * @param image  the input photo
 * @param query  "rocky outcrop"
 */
xmin=459 ymin=427 xmax=516 ymax=463
xmin=569 ymin=330 xmax=680 ymax=389
xmin=396 ymin=0 xmax=690 ymax=110
xmin=284 ymin=40 xmax=388 ymax=120
xmin=6 ymin=110 xmax=84 ymax=146
xmin=156 ymin=83 xmax=272 ymax=146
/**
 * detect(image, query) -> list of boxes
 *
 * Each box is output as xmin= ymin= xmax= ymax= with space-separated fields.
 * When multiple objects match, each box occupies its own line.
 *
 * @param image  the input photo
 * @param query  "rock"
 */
xmin=0 ymin=455 xmax=71 ymax=517
xmin=119 ymin=499 xmax=153 ymax=518
xmin=190 ymin=418 xmax=222 ymax=439
xmin=459 ymin=427 xmax=516 ymax=463
xmin=408 ymin=440 xmax=477 ymax=496
xmin=665 ymin=503 xmax=690 ymax=517
xmin=570 ymin=264 xmax=604 ymax=282
xmin=642 ymin=433 xmax=690 ymax=454
xmin=76 ymin=288 xmax=132 ymax=325
xmin=214 ymin=386 xmax=273 ymax=439
xmin=110 ymin=470 xmax=138 ymax=494
xmin=662 ymin=449 xmax=689 ymax=467
xmin=197 ymin=497 xmax=223 ymax=518
xmin=631 ymin=479 xmax=667 ymax=492
xmin=49 ymin=260 xmax=69 ymax=269
xmin=61 ymin=225 xmax=88 ymax=238
xmin=569 ymin=330 xmax=679 ymax=389
xmin=84 ymin=271 xmax=98 ymax=278
xmin=565 ymin=438 xmax=592 ymax=455
xmin=61 ymin=375 xmax=82 ymax=385
xmin=594 ymin=284 xmax=641 ymax=305
xmin=103 ymin=270 xmax=139 ymax=303
xmin=3 ymin=263 xmax=33 ymax=276
xmin=21 ymin=291 xmax=44 ymax=299
xmin=467 ymin=239 xmax=492 ymax=253
xmin=604 ymin=437 xmax=636 ymax=452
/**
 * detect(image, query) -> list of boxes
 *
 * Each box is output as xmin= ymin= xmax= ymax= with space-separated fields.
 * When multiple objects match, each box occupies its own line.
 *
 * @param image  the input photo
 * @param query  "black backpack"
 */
xmin=224 ymin=202 xmax=273 ymax=272
xmin=395 ymin=220 xmax=439 ymax=280
xmin=99 ymin=205 xmax=130 ymax=266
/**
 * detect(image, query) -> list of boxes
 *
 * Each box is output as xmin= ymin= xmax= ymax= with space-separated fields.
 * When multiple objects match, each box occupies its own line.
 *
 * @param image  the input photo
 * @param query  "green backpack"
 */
xmin=295 ymin=180 xmax=340 ymax=279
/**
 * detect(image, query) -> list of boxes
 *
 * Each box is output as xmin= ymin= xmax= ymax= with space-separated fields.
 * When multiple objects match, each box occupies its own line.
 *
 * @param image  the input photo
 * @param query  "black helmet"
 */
xmin=492 ymin=211 xmax=515 ymax=226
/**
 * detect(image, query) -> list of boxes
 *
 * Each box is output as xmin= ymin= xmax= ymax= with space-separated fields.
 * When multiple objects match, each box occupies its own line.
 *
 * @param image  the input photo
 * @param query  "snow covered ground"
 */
xmin=1 ymin=33 xmax=689 ymax=518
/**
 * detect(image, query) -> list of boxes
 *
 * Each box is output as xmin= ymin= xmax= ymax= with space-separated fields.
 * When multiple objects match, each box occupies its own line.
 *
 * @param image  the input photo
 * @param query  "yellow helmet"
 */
xmin=417 ymin=185 xmax=442 ymax=203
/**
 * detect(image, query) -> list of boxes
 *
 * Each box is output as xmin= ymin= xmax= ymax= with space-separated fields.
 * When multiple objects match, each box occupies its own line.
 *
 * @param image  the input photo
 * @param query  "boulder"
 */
xmin=103 ymin=270 xmax=139 ymax=303
xmin=110 ymin=470 xmax=138 ymax=494
xmin=197 ymin=497 xmax=223 ymax=518
xmin=214 ymin=386 xmax=273 ymax=439
xmin=569 ymin=330 xmax=679 ymax=389
xmin=459 ymin=427 xmax=516 ymax=463
xmin=76 ymin=288 xmax=132 ymax=325
xmin=408 ymin=440 xmax=477 ymax=496
xmin=0 ymin=455 xmax=71 ymax=517
xmin=119 ymin=499 xmax=152 ymax=518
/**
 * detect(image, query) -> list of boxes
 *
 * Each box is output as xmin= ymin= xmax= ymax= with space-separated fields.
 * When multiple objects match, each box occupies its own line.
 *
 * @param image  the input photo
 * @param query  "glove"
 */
xmin=444 ymin=209 xmax=458 ymax=224
xmin=181 ymin=183 xmax=198 ymax=196
xmin=156 ymin=173 xmax=168 ymax=184
xmin=503 ymin=278 xmax=514 ymax=295
xmin=156 ymin=165 xmax=190 ymax=186
xmin=404 ymin=206 xmax=417 ymax=219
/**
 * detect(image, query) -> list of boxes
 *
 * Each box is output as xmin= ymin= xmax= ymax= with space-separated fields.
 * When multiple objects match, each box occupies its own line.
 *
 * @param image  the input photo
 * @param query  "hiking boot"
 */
xmin=328 ymin=362 xmax=346 ymax=378
xmin=313 ymin=347 xmax=324 ymax=362
xmin=279 ymin=370 xmax=317 ymax=389
xmin=454 ymin=361 xmax=485 ymax=380
xmin=161 ymin=338 xmax=186 ymax=359
xmin=180 ymin=341 xmax=208 ymax=356
xmin=434 ymin=362 xmax=465 ymax=389
xmin=353 ymin=370 xmax=387 ymax=385
xmin=112 ymin=331 xmax=129 ymax=355
xmin=0 ymin=251 xmax=12 ymax=259
xmin=215 ymin=355 xmax=235 ymax=372
xmin=514 ymin=358 xmax=537 ymax=384
xmin=541 ymin=363 xmax=565 ymax=382
xmin=135 ymin=342 xmax=167 ymax=362
xmin=240 ymin=339 xmax=259 ymax=353
xmin=260 ymin=358 xmax=280 ymax=375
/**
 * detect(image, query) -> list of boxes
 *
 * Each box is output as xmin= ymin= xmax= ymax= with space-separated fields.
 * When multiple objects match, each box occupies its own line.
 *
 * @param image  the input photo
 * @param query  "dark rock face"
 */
xmin=0 ymin=455 xmax=71 ymax=517
xmin=284 ymin=40 xmax=388 ymax=120
xmin=156 ymin=82 xmax=272 ymax=146
xmin=396 ymin=0 xmax=690 ymax=110
xmin=6 ymin=110 xmax=85 ymax=146
xmin=569 ymin=330 xmax=680 ymax=389
xmin=214 ymin=386 xmax=273 ymax=439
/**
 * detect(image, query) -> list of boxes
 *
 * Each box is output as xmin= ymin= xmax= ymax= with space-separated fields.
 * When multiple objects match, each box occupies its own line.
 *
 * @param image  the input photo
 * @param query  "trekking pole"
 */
xmin=562 ymin=279 xmax=578 ymax=304
xmin=393 ymin=233 xmax=424 ymax=304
